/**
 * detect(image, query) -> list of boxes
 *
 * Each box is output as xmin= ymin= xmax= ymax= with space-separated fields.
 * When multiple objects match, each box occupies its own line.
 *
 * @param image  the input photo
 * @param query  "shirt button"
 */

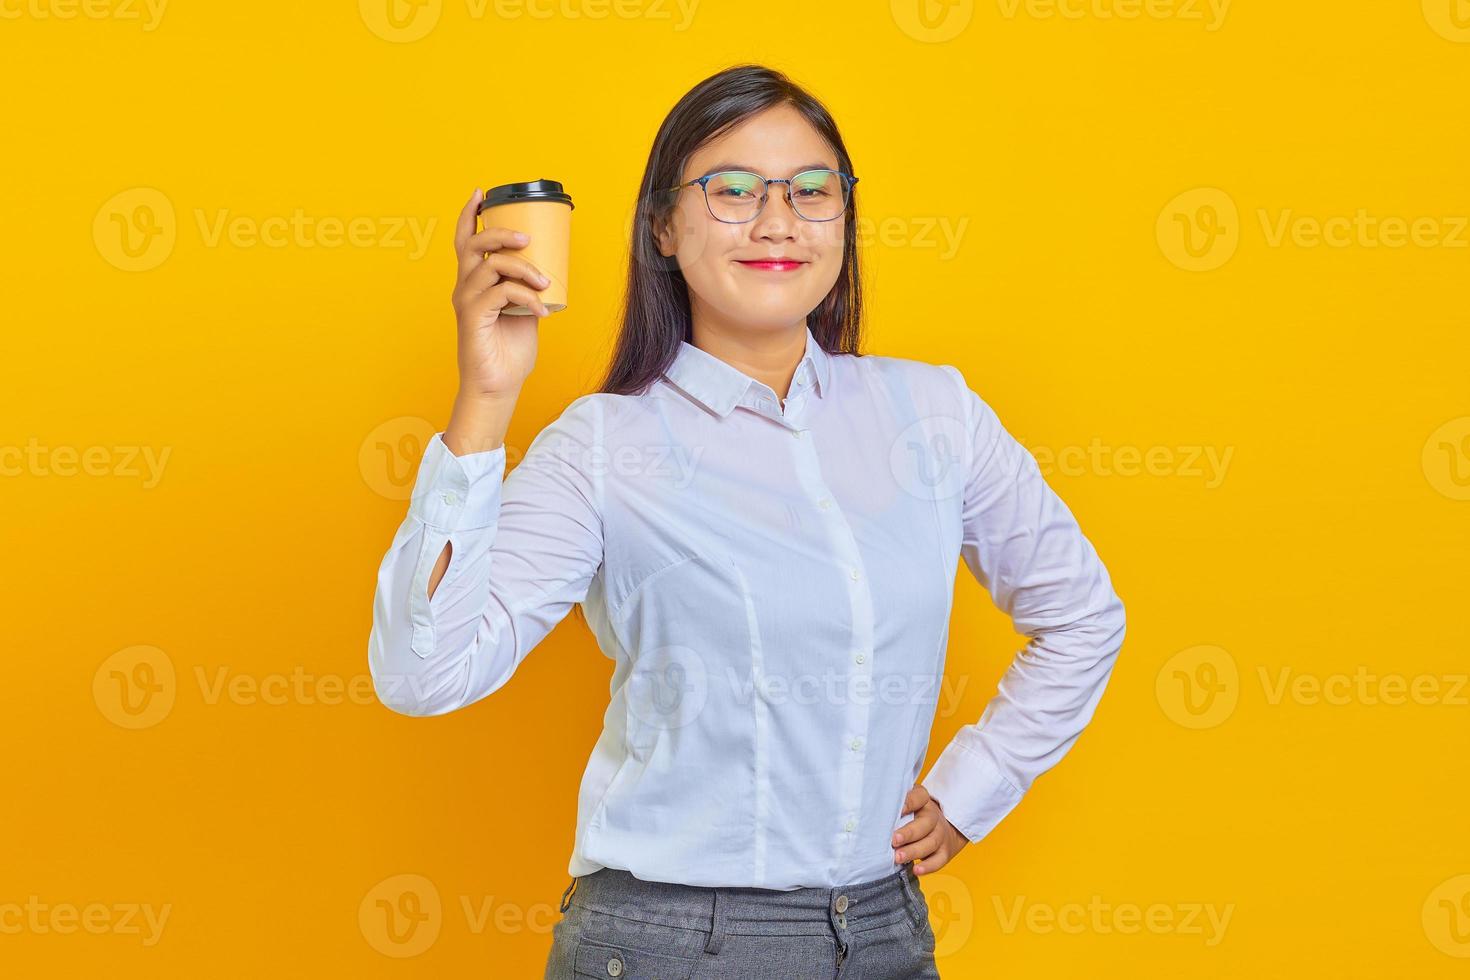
xmin=855 ymin=653 xmax=866 ymax=665
xmin=844 ymin=817 xmax=857 ymax=832
xmin=791 ymin=428 xmax=804 ymax=439
xmin=441 ymin=492 xmax=458 ymax=505
xmin=606 ymin=956 xmax=624 ymax=977
xmin=849 ymin=568 xmax=861 ymax=581
xmin=850 ymin=737 xmax=863 ymax=751
xmin=818 ymin=498 xmax=832 ymax=510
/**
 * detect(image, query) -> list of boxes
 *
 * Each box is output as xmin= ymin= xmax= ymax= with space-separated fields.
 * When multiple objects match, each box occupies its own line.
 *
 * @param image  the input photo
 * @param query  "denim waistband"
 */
xmin=558 ymin=863 xmax=927 ymax=941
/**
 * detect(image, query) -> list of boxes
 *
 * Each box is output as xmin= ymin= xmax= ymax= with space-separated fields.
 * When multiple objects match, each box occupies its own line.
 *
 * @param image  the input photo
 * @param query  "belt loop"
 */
xmin=558 ymin=876 xmax=578 ymax=913
xmin=705 ymin=888 xmax=727 ymax=954
xmin=897 ymin=865 xmax=926 ymax=934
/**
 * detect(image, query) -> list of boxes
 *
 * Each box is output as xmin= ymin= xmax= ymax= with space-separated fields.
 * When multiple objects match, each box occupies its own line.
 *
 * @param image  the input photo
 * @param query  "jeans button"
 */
xmin=835 ymin=894 xmax=849 ymax=913
xmin=606 ymin=954 xmax=623 ymax=976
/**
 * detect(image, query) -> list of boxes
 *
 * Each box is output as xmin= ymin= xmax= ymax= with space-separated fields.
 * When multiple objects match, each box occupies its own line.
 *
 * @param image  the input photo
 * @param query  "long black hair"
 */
xmin=596 ymin=64 xmax=865 ymax=397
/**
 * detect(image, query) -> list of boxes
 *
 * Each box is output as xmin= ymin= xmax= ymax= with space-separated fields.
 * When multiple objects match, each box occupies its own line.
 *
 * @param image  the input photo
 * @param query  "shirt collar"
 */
xmin=659 ymin=325 xmax=833 ymax=418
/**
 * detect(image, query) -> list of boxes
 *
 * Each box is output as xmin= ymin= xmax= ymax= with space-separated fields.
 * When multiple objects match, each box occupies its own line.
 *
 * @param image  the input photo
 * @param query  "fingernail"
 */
xmin=896 ymin=851 xmax=904 ymax=861
xmin=515 ymin=231 xmax=530 ymax=242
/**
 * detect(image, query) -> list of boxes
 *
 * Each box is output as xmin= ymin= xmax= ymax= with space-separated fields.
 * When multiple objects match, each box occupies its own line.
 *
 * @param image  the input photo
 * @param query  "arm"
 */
xmin=921 ymin=364 xmax=1127 ymax=843
xmin=367 ymin=395 xmax=605 ymax=717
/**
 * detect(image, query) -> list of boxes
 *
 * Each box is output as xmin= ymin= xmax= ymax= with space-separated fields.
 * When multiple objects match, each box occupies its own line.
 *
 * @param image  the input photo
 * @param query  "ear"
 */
xmin=653 ymin=208 xmax=677 ymax=258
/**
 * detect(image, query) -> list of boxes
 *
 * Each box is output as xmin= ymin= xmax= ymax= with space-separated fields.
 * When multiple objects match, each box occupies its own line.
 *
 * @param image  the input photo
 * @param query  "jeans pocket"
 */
xmin=571 ymin=909 xmax=703 ymax=978
xmin=572 ymin=938 xmax=699 ymax=980
xmin=574 ymin=908 xmax=705 ymax=956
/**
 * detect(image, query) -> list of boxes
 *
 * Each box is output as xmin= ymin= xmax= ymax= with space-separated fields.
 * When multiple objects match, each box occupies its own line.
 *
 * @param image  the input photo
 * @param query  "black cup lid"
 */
xmin=479 ymin=178 xmax=574 ymax=212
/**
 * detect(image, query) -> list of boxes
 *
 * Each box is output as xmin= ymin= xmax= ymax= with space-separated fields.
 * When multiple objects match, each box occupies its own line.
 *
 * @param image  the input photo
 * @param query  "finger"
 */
xmin=460 ymin=280 xmax=551 ymax=324
xmin=897 ymin=785 xmax=930 ymax=823
xmin=892 ymin=808 xmax=938 ymax=849
xmin=913 ymin=842 xmax=952 ymax=876
xmin=453 ymin=188 xmax=483 ymax=255
xmin=456 ymin=224 xmax=527 ymax=284
xmin=457 ymin=250 xmax=551 ymax=302
xmin=895 ymin=827 xmax=944 ymax=866
xmin=464 ymin=225 xmax=533 ymax=254
xmin=456 ymin=224 xmax=531 ymax=284
xmin=893 ymin=812 xmax=940 ymax=860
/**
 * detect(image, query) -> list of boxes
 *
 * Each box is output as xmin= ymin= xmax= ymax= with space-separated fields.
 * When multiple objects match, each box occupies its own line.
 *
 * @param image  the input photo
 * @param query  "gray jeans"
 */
xmin=543 ymin=863 xmax=941 ymax=979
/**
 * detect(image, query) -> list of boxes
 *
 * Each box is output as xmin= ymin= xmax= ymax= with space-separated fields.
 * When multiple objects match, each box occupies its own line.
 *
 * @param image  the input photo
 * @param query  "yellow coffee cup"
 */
xmin=476 ymin=178 xmax=573 ymax=315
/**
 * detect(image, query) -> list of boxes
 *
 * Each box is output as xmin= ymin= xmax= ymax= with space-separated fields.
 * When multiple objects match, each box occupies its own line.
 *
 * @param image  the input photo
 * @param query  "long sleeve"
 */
xmin=367 ymin=396 xmax=605 ymax=717
xmin=921 ymin=364 xmax=1126 ymax=843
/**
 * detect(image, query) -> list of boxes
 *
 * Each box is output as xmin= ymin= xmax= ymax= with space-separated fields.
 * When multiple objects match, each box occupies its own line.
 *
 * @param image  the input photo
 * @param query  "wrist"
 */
xmin=444 ymin=389 xmax=519 ymax=456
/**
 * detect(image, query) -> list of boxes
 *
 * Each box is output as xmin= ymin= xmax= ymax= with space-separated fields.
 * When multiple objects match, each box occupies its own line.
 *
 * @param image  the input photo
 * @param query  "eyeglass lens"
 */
xmin=702 ymin=171 xmax=850 ymax=222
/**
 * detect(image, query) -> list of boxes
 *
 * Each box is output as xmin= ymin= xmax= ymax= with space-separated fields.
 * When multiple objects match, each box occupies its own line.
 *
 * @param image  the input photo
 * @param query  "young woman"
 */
xmin=368 ymin=64 xmax=1125 ymax=979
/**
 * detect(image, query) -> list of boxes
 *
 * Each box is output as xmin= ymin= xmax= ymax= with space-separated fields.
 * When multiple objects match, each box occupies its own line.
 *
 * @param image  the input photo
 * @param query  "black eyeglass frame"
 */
xmin=663 ymin=169 xmax=860 ymax=223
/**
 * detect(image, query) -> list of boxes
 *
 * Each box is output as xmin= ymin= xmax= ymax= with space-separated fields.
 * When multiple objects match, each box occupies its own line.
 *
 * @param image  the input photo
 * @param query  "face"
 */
xmin=655 ymin=104 xmax=848 ymax=336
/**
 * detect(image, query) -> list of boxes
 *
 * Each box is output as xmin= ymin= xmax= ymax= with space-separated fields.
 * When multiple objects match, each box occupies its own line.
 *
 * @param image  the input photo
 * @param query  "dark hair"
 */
xmin=596 ymin=64 xmax=865 ymax=397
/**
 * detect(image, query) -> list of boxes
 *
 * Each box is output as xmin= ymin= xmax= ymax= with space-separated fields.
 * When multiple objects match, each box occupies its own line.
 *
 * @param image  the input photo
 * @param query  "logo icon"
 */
xmin=919 ymin=871 xmax=973 ymax=957
xmin=1423 ymin=874 xmax=1470 ymax=957
xmin=359 ymin=873 xmax=442 ymax=957
xmin=94 ymin=188 xmax=176 ymax=272
xmin=626 ymin=644 xmax=709 ymax=743
xmin=1423 ymin=0 xmax=1470 ymax=42
xmin=360 ymin=0 xmax=442 ymax=42
xmin=93 ymin=645 xmax=176 ymax=729
xmin=1423 ymin=416 xmax=1470 ymax=501
xmin=890 ymin=414 xmax=968 ymax=501
xmin=1156 ymin=644 xmax=1238 ymax=729
xmin=360 ymin=416 xmax=437 ymax=500
xmin=891 ymin=0 xmax=974 ymax=42
xmin=1157 ymin=188 xmax=1239 ymax=272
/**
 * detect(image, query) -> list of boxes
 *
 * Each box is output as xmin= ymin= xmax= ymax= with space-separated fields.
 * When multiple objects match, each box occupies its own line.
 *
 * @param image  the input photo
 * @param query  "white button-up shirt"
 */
xmin=368 ymin=325 xmax=1125 ymax=890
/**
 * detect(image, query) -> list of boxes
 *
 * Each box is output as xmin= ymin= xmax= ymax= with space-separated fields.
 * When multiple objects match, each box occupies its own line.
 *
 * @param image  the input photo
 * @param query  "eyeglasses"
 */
xmin=665 ymin=169 xmax=859 ymax=223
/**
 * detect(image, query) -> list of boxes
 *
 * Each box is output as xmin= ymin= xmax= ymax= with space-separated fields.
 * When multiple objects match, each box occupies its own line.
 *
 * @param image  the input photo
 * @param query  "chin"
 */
xmin=725 ymin=300 xmax=814 ymax=327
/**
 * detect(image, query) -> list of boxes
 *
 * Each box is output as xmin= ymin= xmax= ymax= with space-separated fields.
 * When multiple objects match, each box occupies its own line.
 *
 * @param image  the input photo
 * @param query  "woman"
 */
xmin=368 ymin=64 xmax=1125 ymax=979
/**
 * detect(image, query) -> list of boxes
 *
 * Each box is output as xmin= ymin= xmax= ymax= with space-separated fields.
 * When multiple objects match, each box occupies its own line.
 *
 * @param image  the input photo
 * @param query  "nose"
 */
xmin=750 ymin=181 xmax=798 ymax=241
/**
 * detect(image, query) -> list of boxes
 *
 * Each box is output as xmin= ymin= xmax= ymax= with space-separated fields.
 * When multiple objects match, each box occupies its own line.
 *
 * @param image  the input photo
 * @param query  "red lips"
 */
xmin=736 ymin=260 xmax=805 ymax=271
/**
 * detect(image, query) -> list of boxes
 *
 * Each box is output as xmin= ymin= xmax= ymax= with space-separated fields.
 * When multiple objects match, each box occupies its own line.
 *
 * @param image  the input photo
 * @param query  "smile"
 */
xmin=735 ymin=260 xmax=806 ymax=272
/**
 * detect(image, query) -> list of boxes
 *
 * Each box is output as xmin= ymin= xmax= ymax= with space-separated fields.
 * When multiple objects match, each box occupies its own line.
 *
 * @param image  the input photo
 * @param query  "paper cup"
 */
xmin=476 ymin=178 xmax=573 ymax=315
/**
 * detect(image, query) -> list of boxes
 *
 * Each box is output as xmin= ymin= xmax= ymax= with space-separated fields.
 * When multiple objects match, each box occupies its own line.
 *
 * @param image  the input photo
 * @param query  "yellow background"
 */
xmin=3 ymin=0 xmax=1468 ymax=975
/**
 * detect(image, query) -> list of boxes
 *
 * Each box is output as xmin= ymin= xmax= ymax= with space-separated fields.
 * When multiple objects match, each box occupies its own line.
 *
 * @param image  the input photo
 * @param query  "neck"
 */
xmin=688 ymin=310 xmax=807 ymax=402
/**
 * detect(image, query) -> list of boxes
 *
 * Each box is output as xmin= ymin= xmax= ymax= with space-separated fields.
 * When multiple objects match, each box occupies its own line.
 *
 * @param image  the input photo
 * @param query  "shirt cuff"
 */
xmin=921 ymin=738 xmax=1026 ymax=844
xmin=407 ymin=432 xmax=506 ymax=531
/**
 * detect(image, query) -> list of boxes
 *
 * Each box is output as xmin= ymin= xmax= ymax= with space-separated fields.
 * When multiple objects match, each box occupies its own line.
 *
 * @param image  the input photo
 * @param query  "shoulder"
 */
xmin=847 ymin=349 xmax=965 ymax=388
xmin=525 ymin=390 xmax=646 ymax=456
xmin=845 ymin=349 xmax=979 ymax=419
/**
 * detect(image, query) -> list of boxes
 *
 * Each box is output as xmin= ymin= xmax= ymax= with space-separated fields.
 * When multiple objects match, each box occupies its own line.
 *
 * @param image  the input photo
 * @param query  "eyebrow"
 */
xmin=699 ymin=160 xmax=837 ymax=176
